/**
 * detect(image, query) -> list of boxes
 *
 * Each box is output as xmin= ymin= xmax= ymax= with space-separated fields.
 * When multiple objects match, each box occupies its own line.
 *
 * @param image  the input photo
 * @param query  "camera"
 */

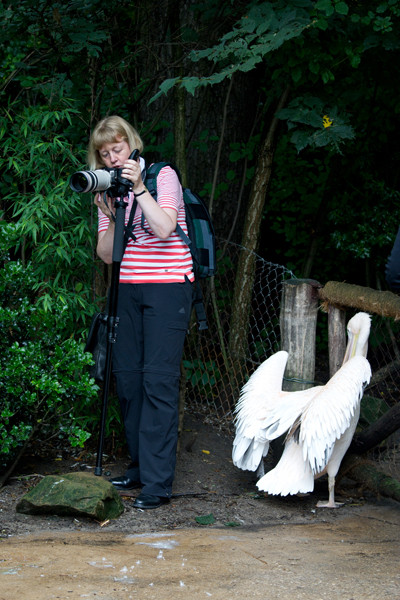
xmin=69 ymin=149 xmax=139 ymax=198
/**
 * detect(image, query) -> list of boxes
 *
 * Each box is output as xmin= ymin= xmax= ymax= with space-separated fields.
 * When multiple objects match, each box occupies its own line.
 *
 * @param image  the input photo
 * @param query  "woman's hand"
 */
xmin=121 ymin=158 xmax=145 ymax=193
xmin=94 ymin=193 xmax=115 ymax=220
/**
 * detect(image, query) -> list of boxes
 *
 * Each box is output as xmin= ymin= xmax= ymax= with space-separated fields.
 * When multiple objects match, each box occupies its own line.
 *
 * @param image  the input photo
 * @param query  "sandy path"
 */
xmin=1 ymin=503 xmax=399 ymax=600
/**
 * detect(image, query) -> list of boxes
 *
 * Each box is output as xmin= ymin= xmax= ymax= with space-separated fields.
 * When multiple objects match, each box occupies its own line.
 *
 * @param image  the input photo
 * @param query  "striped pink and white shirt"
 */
xmin=98 ymin=165 xmax=194 ymax=284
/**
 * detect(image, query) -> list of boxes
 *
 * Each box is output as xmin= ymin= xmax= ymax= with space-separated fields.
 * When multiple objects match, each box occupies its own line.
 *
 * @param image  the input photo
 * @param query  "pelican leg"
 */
xmin=316 ymin=475 xmax=344 ymax=508
xmin=256 ymin=459 xmax=265 ymax=479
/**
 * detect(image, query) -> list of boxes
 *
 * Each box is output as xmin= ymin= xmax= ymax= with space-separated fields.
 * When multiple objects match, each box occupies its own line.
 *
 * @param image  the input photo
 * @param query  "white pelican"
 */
xmin=232 ymin=312 xmax=372 ymax=507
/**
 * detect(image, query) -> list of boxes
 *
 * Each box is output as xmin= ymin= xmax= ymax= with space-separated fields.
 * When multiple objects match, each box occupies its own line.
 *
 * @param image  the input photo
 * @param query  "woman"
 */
xmin=90 ymin=115 xmax=194 ymax=509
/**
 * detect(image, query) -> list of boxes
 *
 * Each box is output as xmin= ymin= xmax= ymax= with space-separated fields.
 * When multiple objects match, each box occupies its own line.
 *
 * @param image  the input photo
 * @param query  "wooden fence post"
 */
xmin=328 ymin=305 xmax=347 ymax=377
xmin=280 ymin=279 xmax=321 ymax=391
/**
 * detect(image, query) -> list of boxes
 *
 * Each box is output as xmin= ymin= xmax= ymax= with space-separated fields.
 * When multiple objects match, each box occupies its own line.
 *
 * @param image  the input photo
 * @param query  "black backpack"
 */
xmin=143 ymin=161 xmax=216 ymax=329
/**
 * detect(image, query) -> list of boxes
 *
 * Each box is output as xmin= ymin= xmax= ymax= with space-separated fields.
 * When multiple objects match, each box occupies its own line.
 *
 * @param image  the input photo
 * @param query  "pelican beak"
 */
xmin=343 ymin=331 xmax=359 ymax=363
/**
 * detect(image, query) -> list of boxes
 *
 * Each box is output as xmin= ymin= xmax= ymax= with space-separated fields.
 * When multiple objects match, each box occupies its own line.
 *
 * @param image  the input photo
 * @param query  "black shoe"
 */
xmin=133 ymin=493 xmax=170 ymax=510
xmin=109 ymin=475 xmax=141 ymax=490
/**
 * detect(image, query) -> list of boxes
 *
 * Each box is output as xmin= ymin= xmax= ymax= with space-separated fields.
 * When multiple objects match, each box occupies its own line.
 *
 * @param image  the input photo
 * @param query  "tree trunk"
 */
xmin=328 ymin=305 xmax=347 ymax=377
xmin=168 ymin=0 xmax=187 ymax=183
xmin=280 ymin=279 xmax=321 ymax=391
xmin=0 ymin=428 xmax=36 ymax=489
xmin=228 ymin=86 xmax=290 ymax=367
xmin=350 ymin=401 xmax=400 ymax=454
xmin=168 ymin=0 xmax=188 ymax=440
xmin=339 ymin=454 xmax=400 ymax=503
xmin=319 ymin=281 xmax=400 ymax=319
xmin=174 ymin=84 xmax=187 ymax=185
xmin=338 ymin=403 xmax=400 ymax=503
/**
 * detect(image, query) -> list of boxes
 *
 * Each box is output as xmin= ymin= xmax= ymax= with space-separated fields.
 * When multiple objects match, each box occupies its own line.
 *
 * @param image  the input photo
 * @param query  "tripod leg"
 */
xmin=94 ymin=197 xmax=127 ymax=476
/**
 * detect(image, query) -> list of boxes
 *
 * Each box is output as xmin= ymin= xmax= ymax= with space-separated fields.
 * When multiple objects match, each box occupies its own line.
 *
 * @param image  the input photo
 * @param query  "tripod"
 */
xmin=94 ymin=195 xmax=127 ymax=476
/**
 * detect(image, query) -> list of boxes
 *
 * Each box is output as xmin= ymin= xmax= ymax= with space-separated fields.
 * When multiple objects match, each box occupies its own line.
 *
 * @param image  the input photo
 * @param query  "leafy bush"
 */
xmin=0 ymin=99 xmax=96 ymax=330
xmin=0 ymin=222 xmax=99 ymax=470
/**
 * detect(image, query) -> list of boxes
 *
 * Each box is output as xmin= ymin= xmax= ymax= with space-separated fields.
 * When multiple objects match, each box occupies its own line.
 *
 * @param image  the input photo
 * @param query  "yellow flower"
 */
xmin=323 ymin=115 xmax=333 ymax=128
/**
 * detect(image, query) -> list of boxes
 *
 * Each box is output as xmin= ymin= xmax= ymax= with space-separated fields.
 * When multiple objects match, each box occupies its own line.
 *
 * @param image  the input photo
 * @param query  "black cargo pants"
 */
xmin=112 ymin=278 xmax=193 ymax=497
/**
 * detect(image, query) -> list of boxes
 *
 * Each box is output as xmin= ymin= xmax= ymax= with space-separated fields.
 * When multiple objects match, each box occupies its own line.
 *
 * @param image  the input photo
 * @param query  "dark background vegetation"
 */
xmin=1 ymin=0 xmax=400 ymax=471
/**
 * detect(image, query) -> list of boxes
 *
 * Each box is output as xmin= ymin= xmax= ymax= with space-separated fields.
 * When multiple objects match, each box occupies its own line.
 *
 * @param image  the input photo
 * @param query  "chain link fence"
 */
xmin=354 ymin=311 xmax=400 ymax=474
xmin=346 ymin=311 xmax=400 ymax=416
xmin=182 ymin=239 xmax=295 ymax=429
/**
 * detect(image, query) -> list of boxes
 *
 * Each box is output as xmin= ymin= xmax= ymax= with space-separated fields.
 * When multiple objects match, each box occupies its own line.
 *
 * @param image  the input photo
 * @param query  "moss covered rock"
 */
xmin=16 ymin=472 xmax=124 ymax=520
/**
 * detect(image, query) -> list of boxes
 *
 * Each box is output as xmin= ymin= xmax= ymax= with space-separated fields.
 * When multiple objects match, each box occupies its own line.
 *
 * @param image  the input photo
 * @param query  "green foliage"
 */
xmin=330 ymin=181 xmax=400 ymax=260
xmin=195 ymin=513 xmax=216 ymax=525
xmin=265 ymin=137 xmax=329 ymax=266
xmin=251 ymin=323 xmax=280 ymax=360
xmin=150 ymin=2 xmax=313 ymax=102
xmin=265 ymin=130 xmax=400 ymax=282
xmin=277 ymin=96 xmax=355 ymax=153
xmin=142 ymin=121 xmax=176 ymax=160
xmin=150 ymin=0 xmax=400 ymax=103
xmin=0 ymin=0 xmax=142 ymax=118
xmin=183 ymin=358 xmax=221 ymax=395
xmin=315 ymin=0 xmax=349 ymax=18
xmin=0 ymin=100 xmax=96 ymax=327
xmin=0 ymin=230 xmax=99 ymax=468
xmin=359 ymin=395 xmax=389 ymax=430
xmin=212 ymin=251 xmax=235 ymax=310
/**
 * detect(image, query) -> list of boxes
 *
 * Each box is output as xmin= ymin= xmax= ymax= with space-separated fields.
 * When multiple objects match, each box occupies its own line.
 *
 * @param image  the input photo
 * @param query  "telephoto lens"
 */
xmin=69 ymin=169 xmax=111 ymax=193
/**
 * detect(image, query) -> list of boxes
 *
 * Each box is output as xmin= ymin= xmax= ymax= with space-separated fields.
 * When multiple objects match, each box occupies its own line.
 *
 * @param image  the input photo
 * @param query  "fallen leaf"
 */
xmin=195 ymin=513 xmax=215 ymax=525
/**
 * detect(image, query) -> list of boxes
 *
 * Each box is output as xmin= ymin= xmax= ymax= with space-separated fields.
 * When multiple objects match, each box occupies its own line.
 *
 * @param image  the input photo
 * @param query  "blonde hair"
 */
xmin=87 ymin=115 xmax=144 ymax=169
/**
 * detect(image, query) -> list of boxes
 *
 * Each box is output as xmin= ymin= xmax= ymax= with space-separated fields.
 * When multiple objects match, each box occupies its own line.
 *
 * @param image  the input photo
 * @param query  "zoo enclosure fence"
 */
xmin=182 ymin=239 xmax=295 ymax=427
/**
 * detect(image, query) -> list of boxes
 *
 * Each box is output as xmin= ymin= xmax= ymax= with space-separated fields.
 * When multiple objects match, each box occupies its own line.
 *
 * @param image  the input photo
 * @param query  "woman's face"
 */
xmin=98 ymin=137 xmax=131 ymax=168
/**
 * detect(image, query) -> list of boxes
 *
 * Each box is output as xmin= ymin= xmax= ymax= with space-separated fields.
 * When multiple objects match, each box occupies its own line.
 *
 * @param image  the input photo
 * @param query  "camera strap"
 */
xmin=123 ymin=197 xmax=138 ymax=251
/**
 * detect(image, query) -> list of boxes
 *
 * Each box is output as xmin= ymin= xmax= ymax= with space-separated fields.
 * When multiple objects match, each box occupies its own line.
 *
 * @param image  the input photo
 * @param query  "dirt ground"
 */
xmin=1 ymin=412 xmax=399 ymax=599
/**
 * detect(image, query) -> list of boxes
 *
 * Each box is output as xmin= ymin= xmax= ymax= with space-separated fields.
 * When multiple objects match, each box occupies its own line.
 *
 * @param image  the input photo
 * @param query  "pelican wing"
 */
xmin=298 ymin=355 xmax=371 ymax=475
xmin=232 ymin=351 xmax=314 ymax=470
xmin=234 ymin=351 xmax=289 ymax=439
xmin=233 ymin=351 xmax=289 ymax=470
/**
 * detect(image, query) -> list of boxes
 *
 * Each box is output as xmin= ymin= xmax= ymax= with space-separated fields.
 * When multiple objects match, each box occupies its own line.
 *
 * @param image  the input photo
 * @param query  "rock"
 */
xmin=16 ymin=472 xmax=124 ymax=520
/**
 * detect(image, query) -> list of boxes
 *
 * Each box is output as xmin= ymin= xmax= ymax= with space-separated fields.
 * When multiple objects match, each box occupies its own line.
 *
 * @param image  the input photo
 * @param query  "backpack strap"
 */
xmin=192 ymin=283 xmax=208 ymax=331
xmin=141 ymin=162 xmax=164 ymax=233
xmin=144 ymin=163 xmax=193 ymax=248
xmin=144 ymin=161 xmax=208 ymax=330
